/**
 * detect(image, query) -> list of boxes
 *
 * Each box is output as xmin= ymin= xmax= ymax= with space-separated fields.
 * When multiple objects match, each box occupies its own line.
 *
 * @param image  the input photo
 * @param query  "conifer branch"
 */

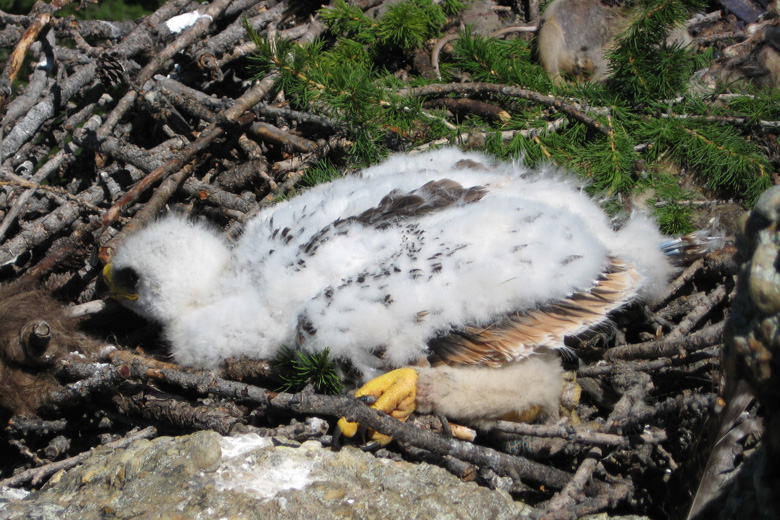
xmin=240 ymin=0 xmax=773 ymax=230
xmin=533 ymin=135 xmax=552 ymax=160
xmin=681 ymin=127 xmax=768 ymax=178
xmin=400 ymin=83 xmax=612 ymax=135
xmin=661 ymin=113 xmax=780 ymax=130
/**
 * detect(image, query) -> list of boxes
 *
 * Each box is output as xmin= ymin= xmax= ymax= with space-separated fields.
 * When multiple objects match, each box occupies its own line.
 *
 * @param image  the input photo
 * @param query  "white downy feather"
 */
xmin=109 ymin=148 xmax=673 ymax=377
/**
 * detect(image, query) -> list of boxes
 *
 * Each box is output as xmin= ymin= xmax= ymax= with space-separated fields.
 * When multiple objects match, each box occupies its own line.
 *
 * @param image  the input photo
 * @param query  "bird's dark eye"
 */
xmin=114 ymin=267 xmax=140 ymax=291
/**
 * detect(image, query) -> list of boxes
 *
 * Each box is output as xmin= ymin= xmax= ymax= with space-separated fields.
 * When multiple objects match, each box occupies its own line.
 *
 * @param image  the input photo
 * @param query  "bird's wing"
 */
xmin=335 ymin=258 xmax=642 ymax=443
xmin=293 ymin=180 xmax=616 ymax=374
xmin=235 ymin=150 xmax=509 ymax=261
xmin=427 ymin=257 xmax=642 ymax=367
xmin=298 ymin=178 xmax=487 ymax=257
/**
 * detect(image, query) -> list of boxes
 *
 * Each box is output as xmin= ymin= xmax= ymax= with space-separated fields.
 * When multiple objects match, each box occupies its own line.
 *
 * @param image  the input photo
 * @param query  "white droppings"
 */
xmin=35 ymin=56 xmax=53 ymax=71
xmin=100 ymin=345 xmax=118 ymax=356
xmin=166 ymin=11 xmax=213 ymax=34
xmin=0 ymin=486 xmax=30 ymax=512
xmin=0 ymin=487 xmax=29 ymax=501
xmin=213 ymin=434 xmax=316 ymax=500
xmin=219 ymin=432 xmax=272 ymax=458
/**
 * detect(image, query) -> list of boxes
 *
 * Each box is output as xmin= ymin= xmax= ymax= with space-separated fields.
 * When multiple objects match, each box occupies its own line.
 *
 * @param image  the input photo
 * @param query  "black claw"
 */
xmin=331 ymin=422 xmax=378 ymax=452
xmin=358 ymin=395 xmax=377 ymax=405
xmin=360 ymin=440 xmax=383 ymax=452
xmin=331 ymin=425 xmax=344 ymax=451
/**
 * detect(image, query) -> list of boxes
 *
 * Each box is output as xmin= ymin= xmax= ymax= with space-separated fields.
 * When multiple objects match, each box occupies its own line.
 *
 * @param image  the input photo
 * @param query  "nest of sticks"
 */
xmin=0 ymin=1 xmax=763 ymax=518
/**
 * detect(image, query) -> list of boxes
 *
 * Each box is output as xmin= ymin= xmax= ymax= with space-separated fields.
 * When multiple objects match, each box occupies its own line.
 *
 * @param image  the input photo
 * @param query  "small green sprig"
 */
xmin=320 ymin=0 xmax=447 ymax=52
xmin=300 ymin=159 xmax=342 ymax=188
xmin=275 ymin=346 xmax=343 ymax=395
xmin=451 ymin=27 xmax=550 ymax=92
xmin=608 ymin=0 xmax=706 ymax=103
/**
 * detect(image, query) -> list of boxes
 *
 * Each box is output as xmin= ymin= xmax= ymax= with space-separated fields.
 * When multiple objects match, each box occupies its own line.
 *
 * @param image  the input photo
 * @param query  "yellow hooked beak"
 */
xmin=102 ymin=263 xmax=139 ymax=301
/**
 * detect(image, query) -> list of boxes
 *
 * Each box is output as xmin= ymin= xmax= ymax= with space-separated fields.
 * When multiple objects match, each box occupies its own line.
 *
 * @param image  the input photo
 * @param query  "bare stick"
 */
xmin=606 ymin=321 xmax=724 ymax=361
xmin=101 ymin=74 xmax=278 ymax=230
xmin=0 ymin=426 xmax=157 ymax=488
xmin=545 ymin=447 xmax=604 ymax=513
xmin=492 ymin=422 xmax=666 ymax=447
xmin=399 ymin=82 xmax=612 ymax=135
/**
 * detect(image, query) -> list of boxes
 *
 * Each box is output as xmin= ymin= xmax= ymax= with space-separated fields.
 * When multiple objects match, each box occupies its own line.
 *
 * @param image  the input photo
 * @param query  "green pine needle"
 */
xmin=655 ymin=203 xmax=695 ymax=235
xmin=451 ymin=28 xmax=549 ymax=91
xmin=640 ymin=117 xmax=772 ymax=202
xmin=377 ymin=0 xmax=446 ymax=51
xmin=275 ymin=346 xmax=343 ymax=395
xmin=318 ymin=0 xmax=374 ymax=38
xmin=300 ymin=160 xmax=342 ymax=188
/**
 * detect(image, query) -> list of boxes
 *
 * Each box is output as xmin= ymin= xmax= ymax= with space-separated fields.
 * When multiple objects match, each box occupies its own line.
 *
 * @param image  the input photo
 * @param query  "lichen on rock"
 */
xmin=1 ymin=430 xmax=538 ymax=519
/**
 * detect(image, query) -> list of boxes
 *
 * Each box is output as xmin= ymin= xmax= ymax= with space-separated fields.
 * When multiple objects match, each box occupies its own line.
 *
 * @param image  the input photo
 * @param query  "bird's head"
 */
xmin=103 ymin=215 xmax=232 ymax=323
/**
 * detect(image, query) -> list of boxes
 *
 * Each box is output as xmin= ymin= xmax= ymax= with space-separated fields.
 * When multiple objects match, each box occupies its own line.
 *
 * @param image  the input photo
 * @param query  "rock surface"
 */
xmin=0 ymin=430 xmax=538 ymax=519
xmin=718 ymin=184 xmax=780 ymax=518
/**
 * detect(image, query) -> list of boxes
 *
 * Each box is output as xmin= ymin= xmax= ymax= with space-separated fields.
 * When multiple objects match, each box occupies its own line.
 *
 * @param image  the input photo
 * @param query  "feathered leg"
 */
xmin=337 ymin=352 xmax=564 ymax=444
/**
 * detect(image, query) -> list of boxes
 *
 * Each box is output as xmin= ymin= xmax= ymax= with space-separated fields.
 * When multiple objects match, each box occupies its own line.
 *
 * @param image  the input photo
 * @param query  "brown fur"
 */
xmin=703 ymin=21 xmax=780 ymax=90
xmin=0 ymin=281 xmax=103 ymax=414
xmin=537 ymin=0 xmax=632 ymax=84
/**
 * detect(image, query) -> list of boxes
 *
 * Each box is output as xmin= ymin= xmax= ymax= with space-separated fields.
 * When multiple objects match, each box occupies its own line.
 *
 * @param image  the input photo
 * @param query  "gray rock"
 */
xmin=1 ymin=430 xmax=537 ymax=519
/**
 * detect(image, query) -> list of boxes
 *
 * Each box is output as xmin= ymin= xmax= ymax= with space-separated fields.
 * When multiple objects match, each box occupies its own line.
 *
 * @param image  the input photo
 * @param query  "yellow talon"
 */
xmin=500 ymin=405 xmax=543 ymax=424
xmin=337 ymin=367 xmax=418 ymax=445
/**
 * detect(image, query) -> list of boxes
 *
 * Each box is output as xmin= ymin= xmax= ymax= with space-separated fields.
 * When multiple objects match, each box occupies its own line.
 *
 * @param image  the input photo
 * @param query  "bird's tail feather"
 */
xmin=660 ymin=218 xmax=726 ymax=264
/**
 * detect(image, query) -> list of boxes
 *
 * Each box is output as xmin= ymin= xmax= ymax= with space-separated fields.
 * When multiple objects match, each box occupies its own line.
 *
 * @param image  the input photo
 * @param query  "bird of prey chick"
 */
xmin=103 ymin=148 xmax=674 ymax=441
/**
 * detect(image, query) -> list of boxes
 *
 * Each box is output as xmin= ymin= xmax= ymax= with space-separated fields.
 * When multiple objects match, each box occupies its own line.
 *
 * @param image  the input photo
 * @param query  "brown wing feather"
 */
xmin=300 ymin=179 xmax=487 ymax=256
xmin=353 ymin=178 xmax=487 ymax=227
xmin=427 ymin=258 xmax=642 ymax=367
